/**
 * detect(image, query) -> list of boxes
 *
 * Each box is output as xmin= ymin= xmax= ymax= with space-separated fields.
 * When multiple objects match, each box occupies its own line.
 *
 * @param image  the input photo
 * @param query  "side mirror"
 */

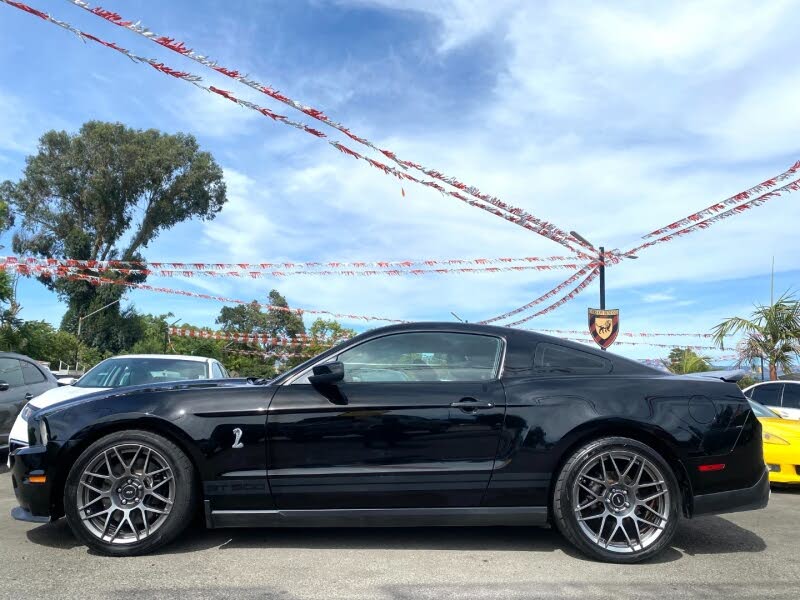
xmin=57 ymin=377 xmax=77 ymax=386
xmin=309 ymin=361 xmax=345 ymax=386
xmin=0 ymin=380 xmax=9 ymax=392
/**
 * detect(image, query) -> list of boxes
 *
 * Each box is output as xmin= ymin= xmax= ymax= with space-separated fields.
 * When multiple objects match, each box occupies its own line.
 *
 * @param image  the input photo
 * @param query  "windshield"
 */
xmin=75 ymin=357 xmax=208 ymax=388
xmin=748 ymin=399 xmax=780 ymax=419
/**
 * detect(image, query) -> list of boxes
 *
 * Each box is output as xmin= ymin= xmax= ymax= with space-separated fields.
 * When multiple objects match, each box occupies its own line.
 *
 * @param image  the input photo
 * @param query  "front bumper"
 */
xmin=763 ymin=444 xmax=800 ymax=484
xmin=692 ymin=467 xmax=770 ymax=517
xmin=8 ymin=444 xmax=54 ymax=523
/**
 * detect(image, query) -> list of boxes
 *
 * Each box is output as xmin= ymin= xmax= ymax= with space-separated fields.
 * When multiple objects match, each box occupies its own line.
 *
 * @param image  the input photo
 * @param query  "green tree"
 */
xmin=216 ymin=291 xmax=305 ymax=339
xmin=664 ymin=347 xmax=712 ymax=374
xmin=129 ymin=313 xmax=175 ymax=355
xmin=1 ymin=121 xmax=227 ymax=353
xmin=712 ymin=292 xmax=800 ymax=380
xmin=215 ymin=291 xmax=307 ymax=377
xmin=300 ymin=318 xmax=356 ymax=359
xmin=0 ymin=272 xmax=22 ymax=351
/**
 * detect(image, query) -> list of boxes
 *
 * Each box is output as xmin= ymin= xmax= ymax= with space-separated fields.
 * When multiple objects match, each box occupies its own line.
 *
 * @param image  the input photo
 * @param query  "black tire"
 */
xmin=64 ymin=430 xmax=197 ymax=556
xmin=552 ymin=436 xmax=680 ymax=563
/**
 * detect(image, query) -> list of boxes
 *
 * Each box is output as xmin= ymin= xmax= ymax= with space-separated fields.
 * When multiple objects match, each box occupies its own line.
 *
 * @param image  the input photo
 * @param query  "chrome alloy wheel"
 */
xmin=572 ymin=450 xmax=670 ymax=554
xmin=76 ymin=443 xmax=175 ymax=545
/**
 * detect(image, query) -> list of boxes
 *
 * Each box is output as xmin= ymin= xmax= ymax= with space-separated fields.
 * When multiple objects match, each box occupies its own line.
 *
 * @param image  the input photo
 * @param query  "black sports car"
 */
xmin=8 ymin=322 xmax=768 ymax=562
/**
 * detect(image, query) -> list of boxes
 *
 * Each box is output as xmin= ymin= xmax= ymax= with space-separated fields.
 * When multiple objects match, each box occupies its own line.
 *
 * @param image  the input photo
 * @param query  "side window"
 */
xmin=338 ymin=332 xmax=502 ymax=383
xmin=781 ymin=384 xmax=800 ymax=409
xmin=211 ymin=362 xmax=224 ymax=379
xmin=750 ymin=383 xmax=783 ymax=407
xmin=533 ymin=343 xmax=611 ymax=374
xmin=0 ymin=358 xmax=25 ymax=387
xmin=21 ymin=361 xmax=46 ymax=385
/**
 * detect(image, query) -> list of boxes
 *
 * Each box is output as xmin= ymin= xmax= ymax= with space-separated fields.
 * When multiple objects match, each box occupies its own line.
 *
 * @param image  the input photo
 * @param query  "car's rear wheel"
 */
xmin=552 ymin=436 xmax=680 ymax=563
xmin=64 ymin=430 xmax=196 ymax=556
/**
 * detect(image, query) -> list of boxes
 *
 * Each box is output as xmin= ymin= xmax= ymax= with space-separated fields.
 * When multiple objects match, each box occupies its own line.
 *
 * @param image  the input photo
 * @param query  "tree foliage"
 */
xmin=214 ymin=291 xmax=307 ymax=378
xmin=663 ymin=347 xmax=712 ymax=374
xmin=1 ymin=121 xmax=227 ymax=353
xmin=712 ymin=292 xmax=800 ymax=380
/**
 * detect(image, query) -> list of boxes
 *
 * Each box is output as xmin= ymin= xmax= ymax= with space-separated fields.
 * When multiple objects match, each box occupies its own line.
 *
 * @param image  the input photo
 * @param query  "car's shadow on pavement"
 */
xmin=25 ymin=512 xmax=767 ymax=562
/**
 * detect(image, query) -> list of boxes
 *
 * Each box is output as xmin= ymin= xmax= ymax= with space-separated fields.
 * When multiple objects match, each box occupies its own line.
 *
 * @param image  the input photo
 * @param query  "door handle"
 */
xmin=450 ymin=398 xmax=494 ymax=410
xmin=24 ymin=393 xmax=33 ymax=401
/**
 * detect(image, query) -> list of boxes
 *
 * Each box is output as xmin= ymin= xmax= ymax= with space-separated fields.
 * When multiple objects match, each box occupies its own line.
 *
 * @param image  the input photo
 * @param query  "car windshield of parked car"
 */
xmin=748 ymin=399 xmax=780 ymax=418
xmin=337 ymin=332 xmax=502 ymax=383
xmin=75 ymin=358 xmax=208 ymax=388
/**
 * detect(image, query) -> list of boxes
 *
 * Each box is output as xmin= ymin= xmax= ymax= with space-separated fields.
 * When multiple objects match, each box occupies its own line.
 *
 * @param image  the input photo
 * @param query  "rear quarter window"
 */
xmin=21 ymin=361 xmax=47 ymax=384
xmin=533 ymin=343 xmax=612 ymax=375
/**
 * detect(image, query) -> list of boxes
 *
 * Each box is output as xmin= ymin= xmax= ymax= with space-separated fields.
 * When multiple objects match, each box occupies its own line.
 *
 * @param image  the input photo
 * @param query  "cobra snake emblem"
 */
xmin=232 ymin=427 xmax=244 ymax=449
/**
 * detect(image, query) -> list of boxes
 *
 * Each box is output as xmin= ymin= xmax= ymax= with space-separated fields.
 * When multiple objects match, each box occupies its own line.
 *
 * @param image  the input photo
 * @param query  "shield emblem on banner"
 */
xmin=588 ymin=308 xmax=620 ymax=349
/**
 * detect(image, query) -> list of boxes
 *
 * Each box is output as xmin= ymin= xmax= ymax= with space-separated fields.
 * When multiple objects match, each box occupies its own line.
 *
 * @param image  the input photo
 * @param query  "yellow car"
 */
xmin=749 ymin=399 xmax=800 ymax=484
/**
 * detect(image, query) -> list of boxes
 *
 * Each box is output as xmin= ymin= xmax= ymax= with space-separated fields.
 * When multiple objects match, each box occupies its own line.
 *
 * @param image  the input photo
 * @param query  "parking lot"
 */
xmin=0 ymin=466 xmax=797 ymax=600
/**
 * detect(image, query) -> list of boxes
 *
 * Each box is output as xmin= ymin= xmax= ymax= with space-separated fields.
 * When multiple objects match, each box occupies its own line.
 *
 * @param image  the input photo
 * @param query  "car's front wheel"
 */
xmin=552 ymin=436 xmax=680 ymax=563
xmin=64 ymin=430 xmax=196 ymax=556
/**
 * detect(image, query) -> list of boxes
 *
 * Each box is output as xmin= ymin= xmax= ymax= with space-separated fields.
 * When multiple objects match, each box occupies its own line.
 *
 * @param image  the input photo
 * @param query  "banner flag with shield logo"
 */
xmin=588 ymin=308 xmax=620 ymax=349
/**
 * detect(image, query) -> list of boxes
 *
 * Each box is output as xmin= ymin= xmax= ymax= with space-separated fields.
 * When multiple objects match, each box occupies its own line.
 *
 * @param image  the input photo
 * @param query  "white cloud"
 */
xmin=641 ymin=291 xmax=676 ymax=303
xmin=30 ymin=0 xmax=798 ymax=335
xmin=0 ymin=90 xmax=65 ymax=155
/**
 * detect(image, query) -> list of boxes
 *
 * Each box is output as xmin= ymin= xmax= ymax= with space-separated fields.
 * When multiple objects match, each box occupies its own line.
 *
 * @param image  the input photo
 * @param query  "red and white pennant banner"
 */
xmin=223 ymin=348 xmax=308 ymax=360
xmin=65 ymin=0 xmax=591 ymax=256
xmin=504 ymin=268 xmax=600 ymax=327
xmin=2 ymin=264 xmax=407 ymax=323
xmin=642 ymin=160 xmax=800 ymax=239
xmin=2 ymin=254 xmax=583 ymax=270
xmin=0 ymin=258 xmax=591 ymax=278
xmin=479 ymin=267 xmax=595 ymax=325
xmin=625 ymin=178 xmax=800 ymax=257
xmin=560 ymin=337 xmax=720 ymax=350
xmin=530 ymin=328 xmax=716 ymax=338
xmin=168 ymin=327 xmax=346 ymax=347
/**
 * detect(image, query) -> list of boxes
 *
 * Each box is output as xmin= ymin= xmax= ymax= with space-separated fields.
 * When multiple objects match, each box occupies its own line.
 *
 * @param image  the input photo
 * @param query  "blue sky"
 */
xmin=1 ymin=0 xmax=799 ymax=362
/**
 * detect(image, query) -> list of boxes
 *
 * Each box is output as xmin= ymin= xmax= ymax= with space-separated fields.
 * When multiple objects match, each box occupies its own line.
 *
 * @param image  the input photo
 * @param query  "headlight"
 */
xmin=38 ymin=419 xmax=49 ymax=445
xmin=763 ymin=431 xmax=789 ymax=445
xmin=20 ymin=404 xmax=34 ymax=421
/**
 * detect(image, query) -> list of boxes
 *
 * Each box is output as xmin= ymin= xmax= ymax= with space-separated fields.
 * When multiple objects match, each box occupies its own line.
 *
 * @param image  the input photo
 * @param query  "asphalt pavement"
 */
xmin=1 ymin=464 xmax=798 ymax=600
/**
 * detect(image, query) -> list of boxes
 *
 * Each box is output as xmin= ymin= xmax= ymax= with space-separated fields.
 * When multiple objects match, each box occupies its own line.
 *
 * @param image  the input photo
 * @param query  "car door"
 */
xmin=778 ymin=383 xmax=800 ymax=420
xmin=748 ymin=383 xmax=784 ymax=417
xmin=0 ymin=358 xmax=28 ymax=445
xmin=266 ymin=331 xmax=507 ymax=510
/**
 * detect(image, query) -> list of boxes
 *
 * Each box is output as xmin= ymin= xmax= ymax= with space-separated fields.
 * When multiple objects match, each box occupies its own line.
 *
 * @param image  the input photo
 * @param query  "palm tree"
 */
xmin=662 ymin=347 xmax=711 ymax=374
xmin=712 ymin=292 xmax=800 ymax=380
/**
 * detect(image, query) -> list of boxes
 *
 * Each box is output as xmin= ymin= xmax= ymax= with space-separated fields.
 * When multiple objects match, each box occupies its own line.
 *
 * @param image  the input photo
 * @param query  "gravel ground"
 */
xmin=1 ymin=464 xmax=798 ymax=600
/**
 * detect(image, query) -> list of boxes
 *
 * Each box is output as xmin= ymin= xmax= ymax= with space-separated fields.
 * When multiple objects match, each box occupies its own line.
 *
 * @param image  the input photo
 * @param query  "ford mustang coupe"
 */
xmin=8 ymin=323 xmax=768 ymax=562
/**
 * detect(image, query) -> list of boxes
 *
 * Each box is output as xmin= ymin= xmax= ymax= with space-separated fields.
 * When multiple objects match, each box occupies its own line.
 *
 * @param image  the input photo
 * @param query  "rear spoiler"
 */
xmin=686 ymin=369 xmax=747 ymax=383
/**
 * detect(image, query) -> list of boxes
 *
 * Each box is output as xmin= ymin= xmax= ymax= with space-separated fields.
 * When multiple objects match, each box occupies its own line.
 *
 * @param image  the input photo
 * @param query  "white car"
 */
xmin=742 ymin=380 xmax=800 ymax=420
xmin=8 ymin=354 xmax=229 ymax=451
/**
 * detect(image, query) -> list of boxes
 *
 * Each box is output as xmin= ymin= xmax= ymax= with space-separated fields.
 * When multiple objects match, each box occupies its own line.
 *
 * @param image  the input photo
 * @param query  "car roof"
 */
xmin=0 ymin=351 xmax=45 ymax=362
xmin=108 ymin=354 xmax=213 ymax=363
xmin=743 ymin=380 xmax=799 ymax=391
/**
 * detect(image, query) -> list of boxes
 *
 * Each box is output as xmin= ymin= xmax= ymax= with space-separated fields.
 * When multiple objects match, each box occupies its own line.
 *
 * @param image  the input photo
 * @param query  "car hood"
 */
xmin=36 ymin=377 xmax=255 ymax=417
xmin=29 ymin=384 xmax=109 ymax=410
xmin=758 ymin=417 xmax=800 ymax=441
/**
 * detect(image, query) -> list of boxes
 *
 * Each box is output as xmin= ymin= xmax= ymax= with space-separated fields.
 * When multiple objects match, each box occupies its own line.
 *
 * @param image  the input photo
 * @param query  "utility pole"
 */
xmin=599 ymin=245 xmax=606 ymax=310
xmin=569 ymin=233 xmax=631 ymax=309
xmin=569 ymin=232 xmax=637 ymax=352
xmin=164 ymin=317 xmax=181 ymax=353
